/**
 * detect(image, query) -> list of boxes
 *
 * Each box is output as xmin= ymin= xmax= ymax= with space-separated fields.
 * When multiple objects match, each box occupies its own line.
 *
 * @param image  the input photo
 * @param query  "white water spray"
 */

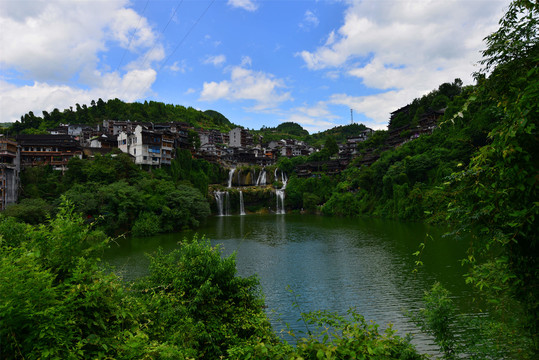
xmin=239 ymin=191 xmax=245 ymax=215
xmin=256 ymin=168 xmax=267 ymax=186
xmin=228 ymin=168 xmax=235 ymax=188
xmin=275 ymin=170 xmax=288 ymax=214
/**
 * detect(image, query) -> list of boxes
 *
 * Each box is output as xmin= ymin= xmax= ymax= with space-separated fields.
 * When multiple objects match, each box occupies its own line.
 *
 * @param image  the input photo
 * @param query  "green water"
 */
xmin=105 ymin=214 xmax=475 ymax=353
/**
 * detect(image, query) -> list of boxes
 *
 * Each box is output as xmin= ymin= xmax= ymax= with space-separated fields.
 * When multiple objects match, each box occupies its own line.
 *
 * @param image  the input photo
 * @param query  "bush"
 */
xmin=3 ymin=198 xmax=53 ymax=224
xmin=132 ymin=212 xmax=161 ymax=237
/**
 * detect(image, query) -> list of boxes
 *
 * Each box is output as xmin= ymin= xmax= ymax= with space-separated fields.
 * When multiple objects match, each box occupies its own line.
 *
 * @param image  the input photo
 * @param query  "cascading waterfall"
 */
xmin=214 ymin=191 xmax=226 ymax=216
xmin=239 ymin=191 xmax=245 ymax=215
xmin=256 ymin=168 xmax=267 ymax=186
xmin=214 ymin=190 xmax=231 ymax=216
xmin=275 ymin=170 xmax=288 ymax=214
xmin=228 ymin=168 xmax=235 ymax=188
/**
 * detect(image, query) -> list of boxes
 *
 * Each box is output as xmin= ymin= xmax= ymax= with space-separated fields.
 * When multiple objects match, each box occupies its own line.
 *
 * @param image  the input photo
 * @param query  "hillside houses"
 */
xmin=0 ymin=118 xmax=378 ymax=209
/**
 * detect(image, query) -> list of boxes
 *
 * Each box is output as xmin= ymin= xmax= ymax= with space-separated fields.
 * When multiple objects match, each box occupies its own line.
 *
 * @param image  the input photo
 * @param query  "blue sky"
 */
xmin=0 ymin=0 xmax=510 ymax=133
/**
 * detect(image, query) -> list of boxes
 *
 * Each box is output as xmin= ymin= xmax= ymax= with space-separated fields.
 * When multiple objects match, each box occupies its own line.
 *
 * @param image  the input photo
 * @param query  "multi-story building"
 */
xmin=229 ymin=127 xmax=253 ymax=148
xmin=118 ymin=125 xmax=162 ymax=166
xmin=0 ymin=137 xmax=20 ymax=210
xmin=103 ymin=119 xmax=151 ymax=136
xmin=161 ymin=131 xmax=175 ymax=165
xmin=16 ymin=134 xmax=83 ymax=171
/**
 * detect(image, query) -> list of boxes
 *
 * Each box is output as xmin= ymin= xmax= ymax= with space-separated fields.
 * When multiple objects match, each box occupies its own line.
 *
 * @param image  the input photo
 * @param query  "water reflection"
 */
xmin=105 ymin=214 xmax=472 ymax=354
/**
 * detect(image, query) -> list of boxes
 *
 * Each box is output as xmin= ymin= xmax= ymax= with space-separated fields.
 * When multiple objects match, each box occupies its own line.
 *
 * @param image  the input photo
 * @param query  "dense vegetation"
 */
xmin=7 ymin=98 xmax=234 ymax=135
xmin=282 ymin=1 xmax=538 ymax=357
xmin=308 ymin=123 xmax=368 ymax=147
xmin=255 ymin=121 xmax=370 ymax=148
xmin=1 ymin=1 xmax=536 ymax=358
xmin=0 ymin=201 xmax=427 ymax=359
xmin=6 ymin=149 xmax=225 ymax=237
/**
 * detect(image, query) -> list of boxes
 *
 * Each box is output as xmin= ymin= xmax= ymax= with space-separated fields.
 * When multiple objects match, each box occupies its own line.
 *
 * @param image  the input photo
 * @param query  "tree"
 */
xmin=324 ymin=135 xmax=339 ymax=156
xmin=446 ymin=0 xmax=539 ymax=355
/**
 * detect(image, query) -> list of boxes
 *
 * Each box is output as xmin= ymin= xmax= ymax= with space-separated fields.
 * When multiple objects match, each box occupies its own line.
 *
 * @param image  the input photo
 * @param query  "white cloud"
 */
xmin=240 ymin=56 xmax=252 ymax=67
xmin=300 ymin=10 xmax=319 ymax=30
xmin=200 ymin=63 xmax=291 ymax=111
xmin=0 ymin=68 xmax=157 ymax=122
xmin=278 ymin=102 xmax=340 ymax=134
xmin=203 ymin=54 xmax=227 ymax=67
xmin=0 ymin=0 xmax=161 ymax=122
xmin=227 ymin=0 xmax=258 ymax=12
xmin=330 ymin=89 xmax=425 ymax=130
xmin=167 ymin=61 xmax=183 ymax=73
xmin=298 ymin=0 xmax=510 ymax=125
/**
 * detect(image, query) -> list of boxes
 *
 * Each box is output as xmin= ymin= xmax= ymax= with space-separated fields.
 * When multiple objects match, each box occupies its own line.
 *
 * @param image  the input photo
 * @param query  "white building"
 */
xmin=118 ymin=125 xmax=162 ymax=166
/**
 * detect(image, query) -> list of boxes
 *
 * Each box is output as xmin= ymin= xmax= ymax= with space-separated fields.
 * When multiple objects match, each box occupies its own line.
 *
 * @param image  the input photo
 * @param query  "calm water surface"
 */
xmin=105 ymin=214 xmax=474 ymax=353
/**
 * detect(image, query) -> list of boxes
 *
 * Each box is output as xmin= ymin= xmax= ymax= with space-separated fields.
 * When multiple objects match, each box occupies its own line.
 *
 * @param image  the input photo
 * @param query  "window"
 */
xmin=143 ymin=156 xmax=147 ymax=160
xmin=133 ymin=148 xmax=136 ymax=155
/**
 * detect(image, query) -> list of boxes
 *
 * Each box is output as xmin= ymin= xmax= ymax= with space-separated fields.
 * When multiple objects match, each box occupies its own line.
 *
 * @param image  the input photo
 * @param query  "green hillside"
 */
xmin=8 ymin=98 xmax=236 ymax=134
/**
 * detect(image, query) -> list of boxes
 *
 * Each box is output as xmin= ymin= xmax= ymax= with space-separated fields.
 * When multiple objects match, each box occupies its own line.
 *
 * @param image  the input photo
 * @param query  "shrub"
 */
xmin=132 ymin=212 xmax=161 ymax=237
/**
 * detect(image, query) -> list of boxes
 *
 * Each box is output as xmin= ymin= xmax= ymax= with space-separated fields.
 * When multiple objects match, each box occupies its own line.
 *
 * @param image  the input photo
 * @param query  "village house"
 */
xmin=87 ymin=134 xmax=117 ymax=149
xmin=16 ymin=134 xmax=83 ymax=171
xmin=229 ymin=127 xmax=253 ymax=148
xmin=118 ymin=125 xmax=162 ymax=167
xmin=161 ymin=131 xmax=175 ymax=165
xmin=103 ymin=119 xmax=152 ymax=136
xmin=0 ymin=137 xmax=20 ymax=211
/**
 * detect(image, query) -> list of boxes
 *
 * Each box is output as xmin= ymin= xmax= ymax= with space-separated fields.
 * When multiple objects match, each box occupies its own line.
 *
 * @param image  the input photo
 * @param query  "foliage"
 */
xmin=441 ymin=1 xmax=539 ymax=355
xmin=168 ymin=149 xmax=225 ymax=194
xmin=388 ymin=79 xmax=463 ymax=132
xmin=277 ymin=155 xmax=308 ymax=175
xmin=229 ymin=308 xmax=426 ymax=360
xmin=137 ymin=236 xmax=274 ymax=359
xmin=0 ymin=202 xmax=276 ymax=359
xmin=1 ymin=203 xmax=434 ymax=359
xmin=3 ymin=198 xmax=54 ymax=224
xmin=411 ymin=282 xmax=460 ymax=359
xmin=286 ymin=174 xmax=337 ymax=210
xmin=131 ymin=212 xmax=161 ymax=237
xmin=275 ymin=122 xmax=309 ymax=137
xmin=18 ymin=152 xmax=215 ymax=236
xmin=11 ymin=98 xmax=236 ymax=134
xmin=356 ymin=130 xmax=388 ymax=152
xmin=324 ymin=135 xmax=339 ymax=156
xmin=308 ymin=123 xmax=368 ymax=147
xmin=19 ymin=165 xmax=64 ymax=201
xmin=0 ymin=201 xmax=134 ymax=359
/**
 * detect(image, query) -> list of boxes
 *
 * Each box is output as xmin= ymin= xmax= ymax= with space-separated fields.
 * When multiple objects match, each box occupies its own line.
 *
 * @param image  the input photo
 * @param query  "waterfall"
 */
xmin=214 ymin=190 xmax=231 ymax=216
xmin=225 ymin=191 xmax=230 ymax=215
xmin=275 ymin=170 xmax=288 ymax=214
xmin=239 ymin=191 xmax=246 ymax=215
xmin=214 ymin=191 xmax=225 ymax=216
xmin=256 ymin=168 xmax=267 ymax=186
xmin=228 ymin=168 xmax=235 ymax=188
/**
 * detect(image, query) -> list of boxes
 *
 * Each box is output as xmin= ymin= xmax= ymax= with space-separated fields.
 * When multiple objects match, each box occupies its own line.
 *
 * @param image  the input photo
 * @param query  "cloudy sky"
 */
xmin=0 ymin=0 xmax=510 ymax=133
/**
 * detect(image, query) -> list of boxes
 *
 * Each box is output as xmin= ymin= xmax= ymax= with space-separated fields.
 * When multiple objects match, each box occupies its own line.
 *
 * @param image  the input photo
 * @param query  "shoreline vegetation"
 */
xmin=1 ymin=1 xmax=537 ymax=358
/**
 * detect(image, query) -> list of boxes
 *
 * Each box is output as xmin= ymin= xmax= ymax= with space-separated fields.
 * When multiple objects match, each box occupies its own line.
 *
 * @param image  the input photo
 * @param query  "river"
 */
xmin=104 ymin=214 xmax=475 ymax=354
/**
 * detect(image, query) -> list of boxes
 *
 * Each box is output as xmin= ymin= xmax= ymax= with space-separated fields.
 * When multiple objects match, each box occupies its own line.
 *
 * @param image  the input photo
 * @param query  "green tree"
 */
xmin=445 ymin=0 xmax=538 ymax=355
xmin=324 ymin=135 xmax=339 ymax=156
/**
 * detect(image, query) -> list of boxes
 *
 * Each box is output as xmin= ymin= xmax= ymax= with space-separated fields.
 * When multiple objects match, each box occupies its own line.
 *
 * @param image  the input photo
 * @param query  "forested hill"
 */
xmin=10 ymin=98 xmax=235 ymax=134
xmin=255 ymin=122 xmax=370 ymax=147
xmin=308 ymin=123 xmax=368 ymax=146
